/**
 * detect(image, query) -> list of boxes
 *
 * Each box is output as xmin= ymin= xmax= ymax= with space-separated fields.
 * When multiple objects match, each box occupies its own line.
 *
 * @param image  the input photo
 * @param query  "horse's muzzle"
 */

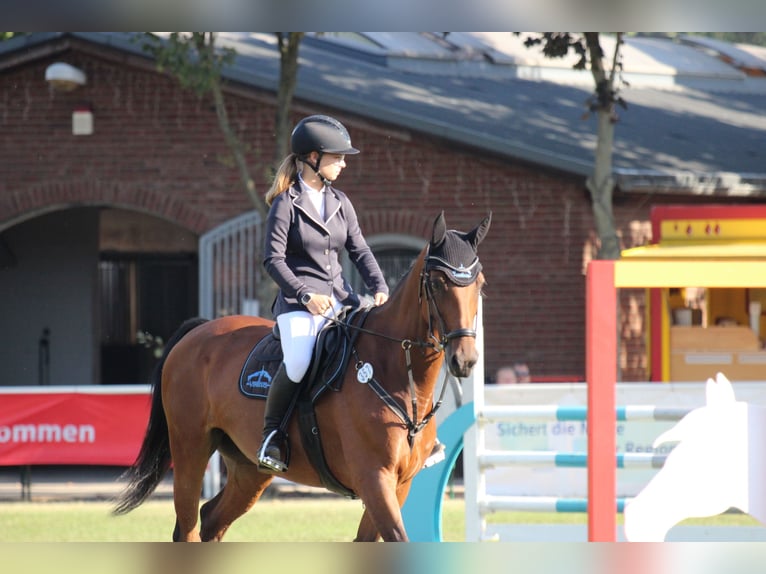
xmin=447 ymin=341 xmax=478 ymax=378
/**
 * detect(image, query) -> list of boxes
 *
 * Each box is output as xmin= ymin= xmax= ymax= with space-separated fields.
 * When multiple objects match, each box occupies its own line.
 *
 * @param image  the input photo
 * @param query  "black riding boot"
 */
xmin=257 ymin=364 xmax=299 ymax=473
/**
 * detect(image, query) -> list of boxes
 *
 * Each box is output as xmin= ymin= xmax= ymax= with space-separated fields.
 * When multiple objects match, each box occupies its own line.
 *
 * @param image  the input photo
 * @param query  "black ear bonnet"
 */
xmin=426 ymin=230 xmax=482 ymax=286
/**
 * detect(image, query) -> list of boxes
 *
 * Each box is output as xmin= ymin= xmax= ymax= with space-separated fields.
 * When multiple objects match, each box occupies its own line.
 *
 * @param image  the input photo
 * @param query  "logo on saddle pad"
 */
xmin=246 ymin=369 xmax=272 ymax=392
xmin=238 ymin=335 xmax=283 ymax=400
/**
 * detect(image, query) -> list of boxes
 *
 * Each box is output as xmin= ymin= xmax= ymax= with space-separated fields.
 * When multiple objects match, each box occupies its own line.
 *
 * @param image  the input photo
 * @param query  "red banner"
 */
xmin=0 ymin=388 xmax=151 ymax=466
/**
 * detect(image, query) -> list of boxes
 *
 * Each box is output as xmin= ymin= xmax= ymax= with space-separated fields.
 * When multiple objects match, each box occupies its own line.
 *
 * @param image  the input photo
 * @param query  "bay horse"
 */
xmin=113 ymin=211 xmax=490 ymax=541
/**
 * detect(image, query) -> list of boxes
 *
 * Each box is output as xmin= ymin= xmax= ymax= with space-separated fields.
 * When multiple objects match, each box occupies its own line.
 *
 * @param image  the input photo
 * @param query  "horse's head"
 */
xmin=422 ymin=211 xmax=491 ymax=378
xmin=624 ymin=372 xmax=751 ymax=541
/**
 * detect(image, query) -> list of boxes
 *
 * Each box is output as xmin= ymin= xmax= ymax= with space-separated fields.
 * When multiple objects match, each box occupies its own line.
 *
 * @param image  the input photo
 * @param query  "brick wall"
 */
xmin=0 ymin=43 xmax=695 ymax=383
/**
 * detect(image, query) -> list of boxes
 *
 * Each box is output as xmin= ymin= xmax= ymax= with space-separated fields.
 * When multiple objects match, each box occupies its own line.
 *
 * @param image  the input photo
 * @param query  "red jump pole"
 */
xmin=586 ymin=259 xmax=617 ymax=542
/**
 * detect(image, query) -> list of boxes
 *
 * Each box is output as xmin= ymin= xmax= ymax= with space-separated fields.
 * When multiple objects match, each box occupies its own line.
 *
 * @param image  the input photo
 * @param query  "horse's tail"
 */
xmin=112 ymin=317 xmax=209 ymax=515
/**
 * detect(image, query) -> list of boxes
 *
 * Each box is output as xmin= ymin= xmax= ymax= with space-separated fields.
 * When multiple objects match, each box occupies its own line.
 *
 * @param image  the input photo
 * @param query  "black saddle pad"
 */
xmin=237 ymin=307 xmax=365 ymax=402
xmin=238 ymin=333 xmax=283 ymax=399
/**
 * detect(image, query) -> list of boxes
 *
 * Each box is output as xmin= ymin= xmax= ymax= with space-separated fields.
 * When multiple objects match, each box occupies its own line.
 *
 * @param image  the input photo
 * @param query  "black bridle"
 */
xmin=420 ymin=255 xmax=479 ymax=350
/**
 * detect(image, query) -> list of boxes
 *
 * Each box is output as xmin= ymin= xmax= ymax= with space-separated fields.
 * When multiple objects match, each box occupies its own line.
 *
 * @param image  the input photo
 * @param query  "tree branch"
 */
xmin=209 ymin=78 xmax=267 ymax=219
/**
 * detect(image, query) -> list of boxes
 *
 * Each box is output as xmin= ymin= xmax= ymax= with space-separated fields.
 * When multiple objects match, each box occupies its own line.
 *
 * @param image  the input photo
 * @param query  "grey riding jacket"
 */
xmin=263 ymin=183 xmax=389 ymax=317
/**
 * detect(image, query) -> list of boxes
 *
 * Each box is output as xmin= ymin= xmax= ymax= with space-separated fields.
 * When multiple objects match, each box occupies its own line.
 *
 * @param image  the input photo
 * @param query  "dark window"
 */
xmin=348 ymin=247 xmax=420 ymax=296
xmin=99 ymin=254 xmax=197 ymax=383
xmin=99 ymin=260 xmax=132 ymax=345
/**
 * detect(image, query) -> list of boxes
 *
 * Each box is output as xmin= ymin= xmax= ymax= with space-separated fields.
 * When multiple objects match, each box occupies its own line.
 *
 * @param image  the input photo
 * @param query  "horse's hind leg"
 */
xmin=199 ymin=457 xmax=273 ymax=541
xmin=168 ymin=433 xmax=213 ymax=541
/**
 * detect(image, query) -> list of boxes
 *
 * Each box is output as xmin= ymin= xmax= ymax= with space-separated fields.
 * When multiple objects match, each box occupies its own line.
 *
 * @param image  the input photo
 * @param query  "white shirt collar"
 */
xmin=297 ymin=174 xmax=326 ymax=220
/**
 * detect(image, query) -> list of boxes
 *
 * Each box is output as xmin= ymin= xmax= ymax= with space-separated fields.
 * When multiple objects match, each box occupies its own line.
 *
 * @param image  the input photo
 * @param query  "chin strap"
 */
xmin=303 ymin=152 xmax=331 ymax=186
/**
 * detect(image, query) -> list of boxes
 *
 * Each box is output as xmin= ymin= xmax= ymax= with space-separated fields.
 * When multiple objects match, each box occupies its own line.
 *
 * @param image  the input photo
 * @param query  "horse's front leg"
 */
xmin=353 ymin=471 xmax=409 ymax=542
xmin=354 ymin=508 xmax=381 ymax=542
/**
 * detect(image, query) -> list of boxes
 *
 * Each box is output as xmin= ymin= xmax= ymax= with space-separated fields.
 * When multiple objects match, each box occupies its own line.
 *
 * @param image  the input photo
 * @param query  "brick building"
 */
xmin=1 ymin=32 xmax=765 ymax=388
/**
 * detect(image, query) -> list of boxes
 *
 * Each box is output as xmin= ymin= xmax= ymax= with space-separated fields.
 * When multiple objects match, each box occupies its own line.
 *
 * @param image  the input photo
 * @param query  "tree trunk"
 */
xmin=587 ymin=111 xmax=620 ymax=259
xmin=584 ymin=33 xmax=621 ymax=260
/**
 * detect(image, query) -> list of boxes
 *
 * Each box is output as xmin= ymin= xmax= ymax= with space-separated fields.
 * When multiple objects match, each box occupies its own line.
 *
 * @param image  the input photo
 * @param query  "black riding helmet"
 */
xmin=291 ymin=115 xmax=359 ymax=183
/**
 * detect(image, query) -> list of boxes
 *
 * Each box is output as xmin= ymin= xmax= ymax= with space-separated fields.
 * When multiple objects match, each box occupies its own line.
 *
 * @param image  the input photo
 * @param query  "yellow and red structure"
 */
xmin=587 ymin=204 xmax=766 ymax=540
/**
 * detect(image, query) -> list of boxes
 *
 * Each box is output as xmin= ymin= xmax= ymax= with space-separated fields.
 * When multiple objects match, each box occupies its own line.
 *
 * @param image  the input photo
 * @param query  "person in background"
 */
xmin=495 ymin=363 xmax=531 ymax=384
xmin=495 ymin=365 xmax=519 ymax=384
xmin=512 ymin=362 xmax=531 ymax=383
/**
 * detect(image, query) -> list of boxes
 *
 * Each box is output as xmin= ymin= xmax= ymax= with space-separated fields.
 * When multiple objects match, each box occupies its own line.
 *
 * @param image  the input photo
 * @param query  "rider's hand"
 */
xmin=304 ymin=293 xmax=334 ymax=315
xmin=374 ymin=292 xmax=389 ymax=306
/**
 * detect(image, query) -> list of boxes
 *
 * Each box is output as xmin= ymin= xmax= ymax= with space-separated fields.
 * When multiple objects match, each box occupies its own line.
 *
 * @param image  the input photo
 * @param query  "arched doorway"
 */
xmin=98 ymin=208 xmax=198 ymax=384
xmin=0 ymin=207 xmax=198 ymax=387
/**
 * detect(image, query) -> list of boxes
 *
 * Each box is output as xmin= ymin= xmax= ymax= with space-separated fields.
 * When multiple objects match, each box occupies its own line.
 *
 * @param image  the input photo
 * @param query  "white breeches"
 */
xmin=277 ymin=296 xmax=344 ymax=382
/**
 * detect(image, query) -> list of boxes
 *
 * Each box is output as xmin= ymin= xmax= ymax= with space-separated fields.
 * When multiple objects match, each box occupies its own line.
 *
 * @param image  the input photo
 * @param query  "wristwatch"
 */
xmin=300 ymin=293 xmax=312 ymax=305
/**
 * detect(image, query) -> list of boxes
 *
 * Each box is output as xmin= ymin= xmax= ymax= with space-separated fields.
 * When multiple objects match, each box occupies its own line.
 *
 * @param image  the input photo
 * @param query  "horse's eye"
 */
xmin=429 ymin=278 xmax=447 ymax=293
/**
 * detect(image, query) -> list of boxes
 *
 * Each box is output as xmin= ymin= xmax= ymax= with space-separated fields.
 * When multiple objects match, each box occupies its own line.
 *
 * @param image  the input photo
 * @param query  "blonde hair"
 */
xmin=265 ymin=153 xmax=300 ymax=206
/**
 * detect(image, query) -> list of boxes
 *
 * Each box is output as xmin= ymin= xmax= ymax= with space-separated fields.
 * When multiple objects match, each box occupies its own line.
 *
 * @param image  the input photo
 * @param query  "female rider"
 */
xmin=257 ymin=115 xmax=389 ymax=473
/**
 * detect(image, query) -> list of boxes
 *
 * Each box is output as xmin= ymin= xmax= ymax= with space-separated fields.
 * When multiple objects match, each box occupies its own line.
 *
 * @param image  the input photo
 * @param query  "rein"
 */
xmin=324 ymin=257 xmax=478 ymax=446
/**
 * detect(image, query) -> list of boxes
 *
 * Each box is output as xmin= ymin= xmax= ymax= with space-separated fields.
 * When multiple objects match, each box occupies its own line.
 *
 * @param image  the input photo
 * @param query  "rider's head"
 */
xmin=291 ymin=115 xmax=359 ymax=185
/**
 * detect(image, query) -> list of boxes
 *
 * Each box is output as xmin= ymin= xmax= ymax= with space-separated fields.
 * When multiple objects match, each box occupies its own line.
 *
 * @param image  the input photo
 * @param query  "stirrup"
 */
xmin=423 ymin=438 xmax=446 ymax=469
xmin=257 ymin=429 xmax=288 ymax=473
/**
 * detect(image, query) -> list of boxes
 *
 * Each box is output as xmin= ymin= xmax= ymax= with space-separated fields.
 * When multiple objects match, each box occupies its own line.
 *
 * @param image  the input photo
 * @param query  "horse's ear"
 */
xmin=466 ymin=212 xmax=492 ymax=250
xmin=431 ymin=211 xmax=447 ymax=247
xmin=707 ymin=372 xmax=736 ymax=405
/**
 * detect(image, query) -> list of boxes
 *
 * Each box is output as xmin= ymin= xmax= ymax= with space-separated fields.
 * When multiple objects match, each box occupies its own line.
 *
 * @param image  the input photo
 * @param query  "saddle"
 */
xmin=238 ymin=307 xmax=371 ymax=498
xmin=238 ymin=308 xmax=358 ymax=400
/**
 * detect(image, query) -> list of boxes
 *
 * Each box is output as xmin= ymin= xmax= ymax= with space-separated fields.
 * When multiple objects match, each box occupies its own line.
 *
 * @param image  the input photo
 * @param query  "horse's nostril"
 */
xmin=449 ymin=354 xmax=476 ymax=378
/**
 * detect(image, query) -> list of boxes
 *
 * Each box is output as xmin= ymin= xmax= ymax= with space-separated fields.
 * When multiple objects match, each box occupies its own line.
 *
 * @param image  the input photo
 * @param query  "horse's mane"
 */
xmin=386 ymin=248 xmax=426 ymax=300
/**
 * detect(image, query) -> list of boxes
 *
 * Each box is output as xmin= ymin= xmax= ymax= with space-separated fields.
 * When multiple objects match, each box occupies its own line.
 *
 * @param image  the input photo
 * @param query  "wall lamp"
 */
xmin=45 ymin=62 xmax=87 ymax=92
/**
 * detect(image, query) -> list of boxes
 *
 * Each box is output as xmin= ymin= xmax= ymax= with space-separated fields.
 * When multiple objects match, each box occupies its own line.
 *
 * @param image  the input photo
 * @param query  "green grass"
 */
xmin=0 ymin=498 xmax=760 ymax=542
xmin=0 ymin=497 xmax=466 ymax=542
